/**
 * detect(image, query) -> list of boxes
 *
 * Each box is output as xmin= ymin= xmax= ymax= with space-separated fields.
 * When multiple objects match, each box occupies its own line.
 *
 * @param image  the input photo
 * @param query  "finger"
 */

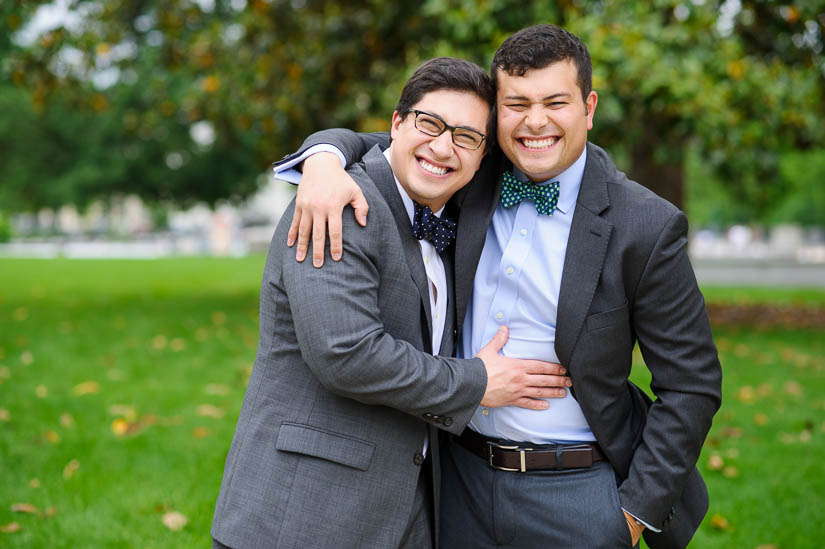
xmin=530 ymin=387 xmax=567 ymax=399
xmin=526 ymin=374 xmax=572 ymax=388
xmin=287 ymin=205 xmax=302 ymax=247
xmin=522 ymin=360 xmax=566 ymax=375
xmin=295 ymin=211 xmax=313 ymax=262
xmin=311 ymin=213 xmax=327 ymax=268
xmin=481 ymin=325 xmax=508 ymax=354
xmin=511 ymin=397 xmax=550 ymax=410
xmin=328 ymin=213 xmax=343 ymax=261
xmin=350 ymin=189 xmax=370 ymax=227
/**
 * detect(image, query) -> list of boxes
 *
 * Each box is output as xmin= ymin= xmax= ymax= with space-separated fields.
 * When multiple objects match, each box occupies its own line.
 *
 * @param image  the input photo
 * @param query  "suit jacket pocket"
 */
xmin=275 ymin=422 xmax=376 ymax=471
xmin=585 ymin=301 xmax=629 ymax=332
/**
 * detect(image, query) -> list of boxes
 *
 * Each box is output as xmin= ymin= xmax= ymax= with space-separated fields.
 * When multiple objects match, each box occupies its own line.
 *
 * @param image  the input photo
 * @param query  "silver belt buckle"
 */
xmin=487 ymin=441 xmax=532 ymax=472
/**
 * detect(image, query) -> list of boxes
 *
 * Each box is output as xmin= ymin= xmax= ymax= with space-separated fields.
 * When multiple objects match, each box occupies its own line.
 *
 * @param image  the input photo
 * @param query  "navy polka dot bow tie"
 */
xmin=412 ymin=203 xmax=457 ymax=254
xmin=500 ymin=171 xmax=560 ymax=216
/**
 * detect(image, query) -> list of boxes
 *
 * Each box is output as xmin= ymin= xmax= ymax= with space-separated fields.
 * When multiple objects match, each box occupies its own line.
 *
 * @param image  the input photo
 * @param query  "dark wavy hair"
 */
xmin=491 ymin=24 xmax=592 ymax=102
xmin=395 ymin=57 xmax=497 ymax=150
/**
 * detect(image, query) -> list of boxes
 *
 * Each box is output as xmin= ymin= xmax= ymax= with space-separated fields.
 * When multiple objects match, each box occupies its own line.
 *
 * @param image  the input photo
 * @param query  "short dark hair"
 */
xmin=395 ymin=57 xmax=496 ymax=150
xmin=491 ymin=24 xmax=592 ymax=102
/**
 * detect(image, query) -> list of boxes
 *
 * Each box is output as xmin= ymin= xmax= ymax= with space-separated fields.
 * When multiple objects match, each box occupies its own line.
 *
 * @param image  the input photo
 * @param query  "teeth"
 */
xmin=521 ymin=137 xmax=559 ymax=149
xmin=419 ymin=159 xmax=448 ymax=176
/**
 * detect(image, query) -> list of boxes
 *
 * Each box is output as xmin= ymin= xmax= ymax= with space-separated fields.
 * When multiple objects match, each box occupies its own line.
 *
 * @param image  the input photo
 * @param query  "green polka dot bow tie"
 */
xmin=500 ymin=171 xmax=560 ymax=216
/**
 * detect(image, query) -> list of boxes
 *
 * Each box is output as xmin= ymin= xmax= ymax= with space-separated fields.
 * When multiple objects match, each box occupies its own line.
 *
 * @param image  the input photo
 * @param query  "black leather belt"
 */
xmin=456 ymin=428 xmax=605 ymax=472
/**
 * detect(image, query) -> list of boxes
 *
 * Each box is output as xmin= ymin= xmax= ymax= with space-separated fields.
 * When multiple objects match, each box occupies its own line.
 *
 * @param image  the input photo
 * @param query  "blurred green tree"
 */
xmin=3 ymin=0 xmax=823 ymax=218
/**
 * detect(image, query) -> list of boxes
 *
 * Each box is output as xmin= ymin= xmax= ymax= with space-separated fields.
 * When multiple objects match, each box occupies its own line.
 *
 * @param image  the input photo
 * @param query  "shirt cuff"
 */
xmin=621 ymin=508 xmax=661 ymax=533
xmin=271 ymin=144 xmax=346 ymax=184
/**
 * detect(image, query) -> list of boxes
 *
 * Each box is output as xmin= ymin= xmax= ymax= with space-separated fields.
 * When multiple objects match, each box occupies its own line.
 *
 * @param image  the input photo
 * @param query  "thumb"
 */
xmin=350 ymin=188 xmax=369 ymax=227
xmin=478 ymin=325 xmax=508 ymax=357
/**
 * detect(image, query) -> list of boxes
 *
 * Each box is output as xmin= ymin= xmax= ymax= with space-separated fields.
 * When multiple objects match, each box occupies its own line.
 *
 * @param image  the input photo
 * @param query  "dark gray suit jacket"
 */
xmin=278 ymin=132 xmax=723 ymax=549
xmin=212 ymin=146 xmax=487 ymax=548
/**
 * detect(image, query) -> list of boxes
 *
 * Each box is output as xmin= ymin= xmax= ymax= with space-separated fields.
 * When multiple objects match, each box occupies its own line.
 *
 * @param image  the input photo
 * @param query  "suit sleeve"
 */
xmin=272 ymin=130 xmax=391 ymax=170
xmin=618 ymin=210 xmax=723 ymax=528
xmin=278 ymin=198 xmax=487 ymax=434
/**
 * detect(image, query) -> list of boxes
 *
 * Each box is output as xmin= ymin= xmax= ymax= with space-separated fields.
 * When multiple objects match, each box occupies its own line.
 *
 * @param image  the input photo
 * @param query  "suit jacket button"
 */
xmin=413 ymin=453 xmax=425 ymax=466
xmin=443 ymin=417 xmax=453 ymax=427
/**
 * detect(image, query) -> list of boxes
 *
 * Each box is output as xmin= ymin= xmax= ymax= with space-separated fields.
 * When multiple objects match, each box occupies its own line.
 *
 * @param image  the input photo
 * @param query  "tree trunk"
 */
xmin=629 ymin=128 xmax=685 ymax=211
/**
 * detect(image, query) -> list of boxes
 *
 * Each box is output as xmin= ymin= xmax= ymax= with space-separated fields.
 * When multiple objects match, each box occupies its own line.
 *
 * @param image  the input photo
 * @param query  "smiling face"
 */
xmin=389 ymin=89 xmax=489 ymax=211
xmin=496 ymin=60 xmax=597 ymax=182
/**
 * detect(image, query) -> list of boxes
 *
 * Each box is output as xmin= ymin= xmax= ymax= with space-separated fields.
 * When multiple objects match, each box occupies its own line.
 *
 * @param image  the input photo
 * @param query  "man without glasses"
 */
xmin=275 ymin=24 xmax=722 ymax=548
xmin=211 ymin=57 xmax=571 ymax=549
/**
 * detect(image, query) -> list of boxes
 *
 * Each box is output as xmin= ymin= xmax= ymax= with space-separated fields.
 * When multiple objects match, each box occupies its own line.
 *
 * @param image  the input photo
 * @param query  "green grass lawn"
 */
xmin=1 ymin=258 xmax=823 ymax=547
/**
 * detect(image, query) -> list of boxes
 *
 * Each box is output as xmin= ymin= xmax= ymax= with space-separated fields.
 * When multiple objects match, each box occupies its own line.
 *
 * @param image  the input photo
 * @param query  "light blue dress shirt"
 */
xmin=463 ymin=148 xmax=596 ymax=444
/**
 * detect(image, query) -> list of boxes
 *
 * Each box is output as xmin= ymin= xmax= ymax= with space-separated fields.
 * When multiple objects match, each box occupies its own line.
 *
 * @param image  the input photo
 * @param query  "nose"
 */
xmin=524 ymin=104 xmax=549 ymax=132
xmin=428 ymin=131 xmax=454 ymax=158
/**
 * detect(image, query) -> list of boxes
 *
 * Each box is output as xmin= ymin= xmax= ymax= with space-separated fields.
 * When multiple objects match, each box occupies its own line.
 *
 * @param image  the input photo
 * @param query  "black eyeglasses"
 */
xmin=407 ymin=110 xmax=486 ymax=150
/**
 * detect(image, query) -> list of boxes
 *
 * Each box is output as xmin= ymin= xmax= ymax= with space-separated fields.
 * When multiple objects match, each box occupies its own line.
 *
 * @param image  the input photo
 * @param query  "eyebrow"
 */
xmin=502 ymin=92 xmax=572 ymax=101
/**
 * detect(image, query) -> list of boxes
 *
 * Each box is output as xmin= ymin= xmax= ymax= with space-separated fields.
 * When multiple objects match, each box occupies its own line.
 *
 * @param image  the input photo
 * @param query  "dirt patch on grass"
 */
xmin=707 ymin=303 xmax=825 ymax=328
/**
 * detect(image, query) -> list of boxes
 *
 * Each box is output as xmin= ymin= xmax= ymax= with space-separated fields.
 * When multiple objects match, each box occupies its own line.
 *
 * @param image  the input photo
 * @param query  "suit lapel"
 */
xmin=362 ymin=146 xmax=433 ymax=342
xmin=555 ymin=143 xmax=613 ymax=366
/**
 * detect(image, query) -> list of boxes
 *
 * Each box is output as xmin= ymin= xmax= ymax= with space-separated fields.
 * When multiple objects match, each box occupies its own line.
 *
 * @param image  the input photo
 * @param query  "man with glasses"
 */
xmin=211 ymin=57 xmax=571 ymax=549
xmin=273 ymin=25 xmax=721 ymax=548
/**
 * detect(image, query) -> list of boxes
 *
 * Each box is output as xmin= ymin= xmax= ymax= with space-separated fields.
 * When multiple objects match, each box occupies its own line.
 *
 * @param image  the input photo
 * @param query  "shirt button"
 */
xmin=506 ymin=266 xmax=514 ymax=275
xmin=482 ymin=409 xmax=489 ymax=416
xmin=495 ymin=312 xmax=503 ymax=320
xmin=413 ymin=453 xmax=425 ymax=466
xmin=520 ymin=229 xmax=527 ymax=236
xmin=443 ymin=417 xmax=453 ymax=427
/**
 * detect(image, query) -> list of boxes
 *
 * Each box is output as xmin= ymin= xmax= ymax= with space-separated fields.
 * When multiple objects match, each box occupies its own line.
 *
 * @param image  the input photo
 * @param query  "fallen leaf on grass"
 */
xmin=45 ymin=430 xmax=60 ymax=443
xmin=0 ymin=522 xmax=21 ymax=533
xmin=0 ymin=408 xmax=9 ymax=421
xmin=44 ymin=507 xmax=56 ymax=518
xmin=162 ymin=511 xmax=188 ymax=531
xmin=108 ymin=405 xmax=137 ymax=420
xmin=111 ymin=419 xmax=130 ymax=436
xmin=63 ymin=459 xmax=80 ymax=479
xmin=197 ymin=404 xmax=224 ymax=418
xmin=60 ymin=413 xmax=74 ymax=428
xmin=707 ymin=454 xmax=724 ymax=471
xmin=756 ymin=544 xmax=778 ymax=549
xmin=0 ymin=366 xmax=10 ymax=381
xmin=211 ymin=311 xmax=226 ymax=325
xmin=152 ymin=335 xmax=168 ymax=350
xmin=73 ymin=381 xmax=99 ymax=396
xmin=736 ymin=386 xmax=755 ymax=404
xmin=13 ymin=307 xmax=28 ymax=321
xmin=783 ymin=381 xmax=802 ymax=397
xmin=720 ymin=427 xmax=743 ymax=438
xmin=29 ymin=478 xmax=40 ymax=489
xmin=21 ymin=351 xmax=33 ymax=365
xmin=754 ymin=413 xmax=769 ymax=426
xmin=35 ymin=385 xmax=48 ymax=398
xmin=11 ymin=503 xmax=40 ymax=516
xmin=722 ymin=466 xmax=739 ymax=478
xmin=709 ymin=513 xmax=730 ymax=531
xmin=192 ymin=427 xmax=212 ymax=438
xmin=170 ymin=338 xmax=186 ymax=352
xmin=205 ymin=383 xmax=229 ymax=396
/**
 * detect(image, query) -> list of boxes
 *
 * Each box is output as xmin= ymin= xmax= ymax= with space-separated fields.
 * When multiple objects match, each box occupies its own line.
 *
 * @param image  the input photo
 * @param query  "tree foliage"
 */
xmin=2 ymin=0 xmax=823 ymax=218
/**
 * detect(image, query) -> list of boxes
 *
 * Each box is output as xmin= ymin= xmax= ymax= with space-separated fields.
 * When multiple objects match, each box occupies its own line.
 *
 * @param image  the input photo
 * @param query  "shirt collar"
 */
xmin=383 ymin=147 xmax=445 ymax=225
xmin=511 ymin=146 xmax=586 ymax=214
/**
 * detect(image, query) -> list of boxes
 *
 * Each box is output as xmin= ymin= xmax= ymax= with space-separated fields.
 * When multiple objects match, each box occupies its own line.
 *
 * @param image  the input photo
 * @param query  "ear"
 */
xmin=584 ymin=91 xmax=598 ymax=131
xmin=390 ymin=110 xmax=404 ymax=140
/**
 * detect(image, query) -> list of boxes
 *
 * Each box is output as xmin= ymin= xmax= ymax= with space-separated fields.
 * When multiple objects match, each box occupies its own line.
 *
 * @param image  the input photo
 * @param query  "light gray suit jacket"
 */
xmin=212 ymin=146 xmax=487 ymax=549
xmin=278 ymin=133 xmax=723 ymax=549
